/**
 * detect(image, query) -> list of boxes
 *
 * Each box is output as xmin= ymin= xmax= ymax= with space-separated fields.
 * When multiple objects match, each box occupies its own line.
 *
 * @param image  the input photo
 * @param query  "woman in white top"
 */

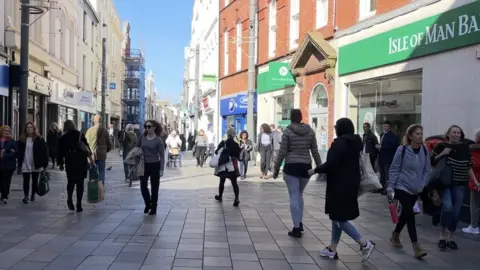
xmin=166 ymin=130 xmax=182 ymax=167
xmin=17 ymin=122 xmax=48 ymax=204
xmin=256 ymin=123 xmax=274 ymax=179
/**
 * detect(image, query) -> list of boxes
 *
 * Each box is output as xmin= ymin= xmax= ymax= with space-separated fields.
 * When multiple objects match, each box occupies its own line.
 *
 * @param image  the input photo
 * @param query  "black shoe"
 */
xmin=149 ymin=207 xmax=157 ymax=215
xmin=447 ymin=241 xmax=458 ymax=250
xmin=214 ymin=195 xmax=222 ymax=202
xmin=299 ymin=222 xmax=304 ymax=232
xmin=380 ymin=190 xmax=388 ymax=196
xmin=233 ymin=199 xmax=240 ymax=207
xmin=144 ymin=204 xmax=151 ymax=214
xmin=76 ymin=204 xmax=83 ymax=212
xmin=67 ymin=200 xmax=75 ymax=211
xmin=22 ymin=197 xmax=29 ymax=204
xmin=2 ymin=198 xmax=8 ymax=204
xmin=438 ymin=240 xmax=447 ymax=251
xmin=288 ymin=227 xmax=302 ymax=238
xmin=30 ymin=195 xmax=35 ymax=202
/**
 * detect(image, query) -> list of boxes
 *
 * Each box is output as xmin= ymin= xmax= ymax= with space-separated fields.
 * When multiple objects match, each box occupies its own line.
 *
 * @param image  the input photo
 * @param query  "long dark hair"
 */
xmin=143 ymin=120 xmax=162 ymax=137
xmin=261 ymin=123 xmax=271 ymax=134
xmin=63 ymin=120 xmax=77 ymax=132
xmin=20 ymin=122 xmax=40 ymax=142
xmin=445 ymin=125 xmax=465 ymax=141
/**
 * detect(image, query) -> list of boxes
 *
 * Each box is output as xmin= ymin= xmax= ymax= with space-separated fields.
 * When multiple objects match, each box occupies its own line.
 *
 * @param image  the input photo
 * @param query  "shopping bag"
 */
xmin=358 ymin=153 xmax=382 ymax=196
xmin=37 ymin=171 xmax=51 ymax=196
xmin=413 ymin=201 xmax=421 ymax=214
xmin=171 ymin=148 xmax=180 ymax=156
xmin=389 ymin=201 xmax=400 ymax=224
xmin=87 ymin=180 xmax=104 ymax=203
xmin=88 ymin=164 xmax=99 ymax=181
xmin=209 ymin=148 xmax=223 ymax=168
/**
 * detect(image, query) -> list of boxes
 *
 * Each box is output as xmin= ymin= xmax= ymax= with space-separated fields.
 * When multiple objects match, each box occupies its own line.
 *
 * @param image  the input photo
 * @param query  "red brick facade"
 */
xmin=219 ymin=0 xmax=411 ymax=140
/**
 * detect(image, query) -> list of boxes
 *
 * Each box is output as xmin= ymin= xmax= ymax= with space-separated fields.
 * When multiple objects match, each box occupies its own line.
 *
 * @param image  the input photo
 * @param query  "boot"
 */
xmin=76 ymin=203 xmax=83 ymax=212
xmin=288 ymin=227 xmax=302 ymax=238
xmin=412 ymin=242 xmax=427 ymax=258
xmin=149 ymin=204 xmax=157 ymax=215
xmin=390 ymin=231 xmax=403 ymax=247
xmin=67 ymin=200 xmax=75 ymax=211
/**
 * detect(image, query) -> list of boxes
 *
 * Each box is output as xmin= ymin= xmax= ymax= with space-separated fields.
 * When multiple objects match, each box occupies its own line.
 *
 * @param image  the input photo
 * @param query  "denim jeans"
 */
xmin=284 ymin=174 xmax=309 ymax=228
xmin=440 ymin=185 xmax=467 ymax=232
xmin=95 ymin=160 xmax=106 ymax=185
xmin=331 ymin=220 xmax=362 ymax=244
xmin=239 ymin=159 xmax=248 ymax=177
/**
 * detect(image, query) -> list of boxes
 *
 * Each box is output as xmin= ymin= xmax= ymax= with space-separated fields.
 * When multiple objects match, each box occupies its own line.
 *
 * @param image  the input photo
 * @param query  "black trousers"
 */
xmin=394 ymin=189 xmax=419 ymax=243
xmin=218 ymin=176 xmax=239 ymax=199
xmin=379 ymin=163 xmax=391 ymax=189
xmin=141 ymin=162 xmax=161 ymax=207
xmin=23 ymin=172 xmax=39 ymax=197
xmin=195 ymin=146 xmax=207 ymax=166
xmin=0 ymin=169 xmax=15 ymax=199
xmin=67 ymin=173 xmax=85 ymax=204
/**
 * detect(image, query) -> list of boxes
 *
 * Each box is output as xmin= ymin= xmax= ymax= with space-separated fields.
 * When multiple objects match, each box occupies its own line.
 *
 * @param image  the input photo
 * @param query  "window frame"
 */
xmin=223 ymin=30 xmax=229 ymax=76
xmin=235 ymin=21 xmax=242 ymax=72
xmin=289 ymin=0 xmax=300 ymax=50
xmin=268 ymin=0 xmax=277 ymax=58
xmin=359 ymin=0 xmax=376 ymax=21
xmin=315 ymin=0 xmax=329 ymax=29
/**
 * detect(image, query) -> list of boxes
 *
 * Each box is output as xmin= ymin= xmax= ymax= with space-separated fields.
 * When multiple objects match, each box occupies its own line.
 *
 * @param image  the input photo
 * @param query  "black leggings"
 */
xmin=67 ymin=173 xmax=85 ymax=204
xmin=141 ymin=162 xmax=161 ymax=207
xmin=51 ymin=157 xmax=56 ymax=167
xmin=394 ymin=189 xmax=419 ymax=243
xmin=23 ymin=172 xmax=39 ymax=198
xmin=0 ymin=169 xmax=15 ymax=199
xmin=218 ymin=177 xmax=239 ymax=199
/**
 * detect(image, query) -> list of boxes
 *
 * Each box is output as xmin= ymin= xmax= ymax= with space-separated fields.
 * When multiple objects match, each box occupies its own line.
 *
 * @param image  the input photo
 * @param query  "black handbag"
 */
xmin=429 ymin=157 xmax=453 ymax=189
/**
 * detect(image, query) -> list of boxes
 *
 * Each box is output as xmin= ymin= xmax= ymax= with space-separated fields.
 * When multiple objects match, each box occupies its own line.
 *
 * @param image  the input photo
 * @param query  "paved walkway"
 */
xmin=1 ymin=151 xmax=479 ymax=270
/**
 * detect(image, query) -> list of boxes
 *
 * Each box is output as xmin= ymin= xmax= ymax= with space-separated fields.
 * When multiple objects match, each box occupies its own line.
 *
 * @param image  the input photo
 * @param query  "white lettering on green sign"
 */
xmin=389 ymin=14 xmax=480 ymax=55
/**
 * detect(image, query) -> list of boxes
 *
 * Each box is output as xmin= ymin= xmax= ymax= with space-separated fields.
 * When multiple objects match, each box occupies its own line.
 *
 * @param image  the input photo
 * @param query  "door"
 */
xmin=309 ymin=83 xmax=329 ymax=161
xmin=234 ymin=115 xmax=243 ymax=135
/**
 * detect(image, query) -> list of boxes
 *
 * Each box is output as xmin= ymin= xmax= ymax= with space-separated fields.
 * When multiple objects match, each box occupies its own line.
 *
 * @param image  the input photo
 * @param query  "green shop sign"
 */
xmin=257 ymin=62 xmax=295 ymax=94
xmin=338 ymin=1 xmax=480 ymax=75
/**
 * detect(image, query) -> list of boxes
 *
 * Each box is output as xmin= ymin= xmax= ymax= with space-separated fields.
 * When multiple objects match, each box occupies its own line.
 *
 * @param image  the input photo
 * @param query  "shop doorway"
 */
xmin=348 ymin=71 xmax=422 ymax=140
xmin=309 ymin=83 xmax=329 ymax=155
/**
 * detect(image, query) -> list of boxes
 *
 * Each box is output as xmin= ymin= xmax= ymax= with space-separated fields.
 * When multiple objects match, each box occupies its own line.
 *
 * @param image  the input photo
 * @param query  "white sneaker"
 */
xmin=319 ymin=247 xmax=338 ymax=259
xmin=462 ymin=225 xmax=480 ymax=235
xmin=360 ymin=241 xmax=375 ymax=263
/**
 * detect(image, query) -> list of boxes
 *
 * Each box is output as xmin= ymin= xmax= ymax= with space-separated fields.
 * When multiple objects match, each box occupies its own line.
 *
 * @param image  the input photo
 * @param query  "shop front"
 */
xmin=334 ymin=0 xmax=480 ymax=223
xmin=289 ymin=32 xmax=337 ymax=156
xmin=256 ymin=61 xmax=296 ymax=129
xmin=220 ymin=93 xmax=257 ymax=137
xmin=0 ymin=64 xmax=9 ymax=125
xmin=9 ymin=66 xmax=52 ymax=138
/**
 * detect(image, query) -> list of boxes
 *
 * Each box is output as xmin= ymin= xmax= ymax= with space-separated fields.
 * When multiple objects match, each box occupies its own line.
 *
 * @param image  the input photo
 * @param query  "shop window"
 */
xmin=347 ymin=71 xmax=422 ymax=139
xmin=289 ymin=0 xmax=299 ymax=50
xmin=274 ymin=94 xmax=294 ymax=127
xmin=268 ymin=0 xmax=277 ymax=58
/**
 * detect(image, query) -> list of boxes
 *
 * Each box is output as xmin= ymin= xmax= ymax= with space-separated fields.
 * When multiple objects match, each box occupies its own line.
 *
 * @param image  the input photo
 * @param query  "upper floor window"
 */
xmin=223 ymin=30 xmax=229 ymax=76
xmin=268 ymin=0 xmax=277 ymax=58
xmin=83 ymin=12 xmax=87 ymax=42
xmin=359 ymin=0 xmax=376 ymax=20
xmin=224 ymin=0 xmax=229 ymax=7
xmin=316 ymin=0 xmax=329 ymax=29
xmin=289 ymin=0 xmax=299 ymax=50
xmin=236 ymin=21 xmax=242 ymax=71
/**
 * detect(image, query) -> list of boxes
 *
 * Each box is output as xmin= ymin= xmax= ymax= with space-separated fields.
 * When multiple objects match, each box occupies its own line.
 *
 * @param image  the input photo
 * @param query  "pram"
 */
xmin=168 ymin=147 xmax=181 ymax=167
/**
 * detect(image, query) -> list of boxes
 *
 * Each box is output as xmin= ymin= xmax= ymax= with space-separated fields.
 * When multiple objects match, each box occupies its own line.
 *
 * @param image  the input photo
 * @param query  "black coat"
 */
xmin=57 ymin=130 xmax=91 ymax=178
xmin=17 ymin=137 xmax=49 ymax=170
xmin=47 ymin=130 xmax=61 ymax=158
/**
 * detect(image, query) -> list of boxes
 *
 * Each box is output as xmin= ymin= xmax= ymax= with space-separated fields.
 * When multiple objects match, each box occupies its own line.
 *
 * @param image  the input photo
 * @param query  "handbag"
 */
xmin=429 ymin=157 xmax=453 ymax=189
xmin=37 ymin=171 xmax=51 ymax=196
xmin=209 ymin=148 xmax=223 ymax=168
xmin=358 ymin=153 xmax=382 ymax=196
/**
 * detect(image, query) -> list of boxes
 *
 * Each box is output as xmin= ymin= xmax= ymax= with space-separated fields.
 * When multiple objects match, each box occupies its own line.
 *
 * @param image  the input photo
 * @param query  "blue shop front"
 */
xmin=220 ymin=93 xmax=257 ymax=136
xmin=0 ymin=64 xmax=9 ymax=125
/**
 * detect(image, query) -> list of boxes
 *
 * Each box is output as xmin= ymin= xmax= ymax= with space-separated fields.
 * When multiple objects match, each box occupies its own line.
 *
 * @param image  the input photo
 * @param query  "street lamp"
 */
xmin=101 ymin=23 xmax=107 ymax=126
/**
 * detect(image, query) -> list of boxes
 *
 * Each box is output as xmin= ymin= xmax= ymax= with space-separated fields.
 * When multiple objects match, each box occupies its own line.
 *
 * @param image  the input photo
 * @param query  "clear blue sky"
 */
xmin=114 ymin=0 xmax=193 ymax=104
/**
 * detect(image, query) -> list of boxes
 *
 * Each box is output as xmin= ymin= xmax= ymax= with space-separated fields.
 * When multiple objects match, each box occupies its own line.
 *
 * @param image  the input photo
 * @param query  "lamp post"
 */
xmin=101 ymin=23 xmax=107 ymax=126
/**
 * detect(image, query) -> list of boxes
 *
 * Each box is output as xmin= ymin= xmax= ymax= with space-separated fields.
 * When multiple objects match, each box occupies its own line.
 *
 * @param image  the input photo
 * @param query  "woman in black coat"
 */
xmin=58 ymin=120 xmax=91 ymax=212
xmin=311 ymin=118 xmax=375 ymax=263
xmin=47 ymin=123 xmax=61 ymax=169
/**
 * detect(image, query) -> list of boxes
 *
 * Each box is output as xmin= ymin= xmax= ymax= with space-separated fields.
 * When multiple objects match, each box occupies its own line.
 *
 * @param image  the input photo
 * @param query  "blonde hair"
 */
xmin=0 ymin=125 xmax=11 ymax=138
xmin=474 ymin=129 xmax=480 ymax=141
xmin=402 ymin=124 xmax=423 ymax=145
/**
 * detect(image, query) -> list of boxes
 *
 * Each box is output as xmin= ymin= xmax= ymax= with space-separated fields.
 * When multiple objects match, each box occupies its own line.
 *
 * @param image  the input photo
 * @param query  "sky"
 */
xmin=114 ymin=0 xmax=193 ymax=104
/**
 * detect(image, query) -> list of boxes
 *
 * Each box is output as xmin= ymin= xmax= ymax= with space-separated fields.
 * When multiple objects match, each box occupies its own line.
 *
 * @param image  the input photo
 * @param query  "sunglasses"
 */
xmin=144 ymin=125 xmax=153 ymax=129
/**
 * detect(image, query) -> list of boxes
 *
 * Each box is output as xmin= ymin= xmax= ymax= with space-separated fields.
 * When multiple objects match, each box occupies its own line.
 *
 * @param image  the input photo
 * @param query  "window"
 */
xmin=316 ymin=0 xmax=329 ymax=29
xmin=54 ymin=18 xmax=61 ymax=58
xmin=359 ymin=0 xmax=376 ymax=20
xmin=268 ymin=0 xmax=277 ymax=58
xmin=223 ymin=30 xmax=229 ymax=76
xmin=289 ymin=0 xmax=299 ymax=49
xmin=91 ymin=22 xmax=95 ymax=49
xmin=83 ymin=12 xmax=87 ymax=42
xmin=65 ymin=27 xmax=70 ymax=66
xmin=235 ymin=21 xmax=242 ymax=71
xmin=224 ymin=0 xmax=229 ymax=7
xmin=82 ymin=56 xmax=87 ymax=88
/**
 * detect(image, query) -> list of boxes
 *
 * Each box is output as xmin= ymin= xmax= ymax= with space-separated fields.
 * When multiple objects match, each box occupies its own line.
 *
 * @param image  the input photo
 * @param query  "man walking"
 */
xmin=85 ymin=115 xmax=112 ymax=185
xmin=377 ymin=121 xmax=398 ymax=195
xmin=270 ymin=124 xmax=282 ymax=172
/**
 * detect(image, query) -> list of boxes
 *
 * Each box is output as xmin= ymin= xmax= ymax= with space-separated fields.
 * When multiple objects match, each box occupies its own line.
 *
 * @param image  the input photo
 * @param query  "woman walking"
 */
xmin=310 ymin=118 xmax=375 ymax=262
xmin=195 ymin=129 xmax=208 ymax=167
xmin=462 ymin=129 xmax=480 ymax=235
xmin=47 ymin=123 xmax=61 ymax=169
xmin=257 ymin=124 xmax=273 ymax=179
xmin=239 ymin=131 xmax=253 ymax=179
xmin=0 ymin=125 xmax=17 ymax=204
xmin=17 ymin=122 xmax=48 ymax=204
xmin=179 ymin=133 xmax=187 ymax=167
xmin=272 ymin=109 xmax=322 ymax=237
xmin=58 ymin=120 xmax=92 ymax=212
xmin=138 ymin=120 xmax=165 ymax=215
xmin=430 ymin=125 xmax=478 ymax=250
xmin=387 ymin=124 xmax=429 ymax=258
xmin=214 ymin=128 xmax=241 ymax=206
xmin=121 ymin=124 xmax=137 ymax=181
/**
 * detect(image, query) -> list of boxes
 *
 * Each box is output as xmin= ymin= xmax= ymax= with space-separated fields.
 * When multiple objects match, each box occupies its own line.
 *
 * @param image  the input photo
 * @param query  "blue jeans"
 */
xmin=331 ymin=220 xmax=362 ymax=244
xmin=440 ymin=185 xmax=467 ymax=232
xmin=95 ymin=160 xmax=106 ymax=185
xmin=284 ymin=174 xmax=309 ymax=228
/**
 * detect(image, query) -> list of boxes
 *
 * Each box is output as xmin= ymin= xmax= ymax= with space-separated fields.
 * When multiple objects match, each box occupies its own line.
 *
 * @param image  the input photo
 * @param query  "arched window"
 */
xmin=59 ymin=11 xmax=66 ymax=63
xmin=49 ymin=8 xmax=56 ymax=55
xmin=310 ymin=83 xmax=328 ymax=108
xmin=70 ymin=20 xmax=76 ymax=68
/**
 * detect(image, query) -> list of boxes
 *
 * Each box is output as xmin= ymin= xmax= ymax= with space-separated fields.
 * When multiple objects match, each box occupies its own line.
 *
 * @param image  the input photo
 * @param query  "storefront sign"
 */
xmin=338 ymin=1 xmax=480 ymax=75
xmin=257 ymin=62 xmax=296 ymax=94
xmin=0 ymin=64 xmax=8 ymax=96
xmin=220 ymin=93 xmax=257 ymax=116
xmin=28 ymin=72 xmax=52 ymax=96
xmin=77 ymin=92 xmax=93 ymax=106
xmin=109 ymin=83 xmax=116 ymax=90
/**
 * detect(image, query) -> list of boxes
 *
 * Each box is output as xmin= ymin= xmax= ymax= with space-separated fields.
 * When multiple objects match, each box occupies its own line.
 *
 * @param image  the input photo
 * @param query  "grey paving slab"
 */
xmin=0 ymin=153 xmax=479 ymax=270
